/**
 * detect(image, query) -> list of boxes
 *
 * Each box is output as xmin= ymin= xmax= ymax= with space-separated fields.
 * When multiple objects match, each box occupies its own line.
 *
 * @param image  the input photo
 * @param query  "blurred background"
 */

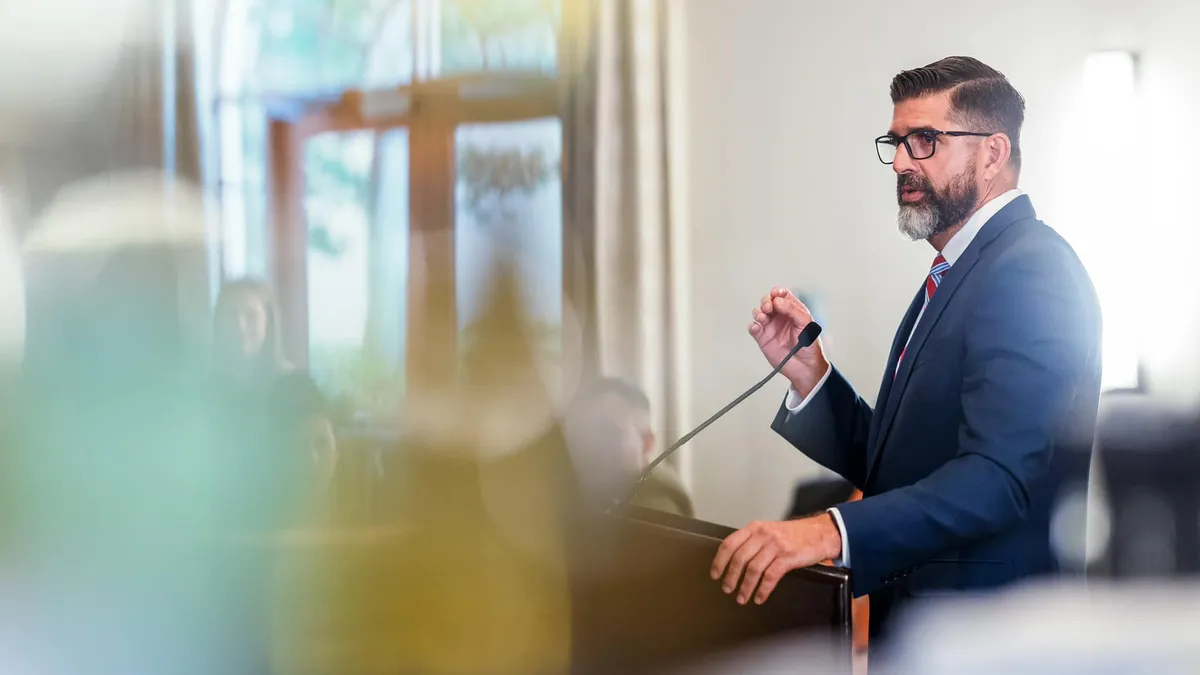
xmin=2 ymin=0 xmax=1200 ymax=672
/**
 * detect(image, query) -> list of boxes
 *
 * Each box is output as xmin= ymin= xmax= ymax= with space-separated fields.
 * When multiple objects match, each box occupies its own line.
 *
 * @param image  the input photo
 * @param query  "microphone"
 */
xmin=614 ymin=321 xmax=823 ymax=510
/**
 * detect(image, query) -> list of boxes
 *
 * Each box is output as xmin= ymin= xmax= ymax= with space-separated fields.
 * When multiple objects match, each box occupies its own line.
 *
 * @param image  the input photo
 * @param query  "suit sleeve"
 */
xmin=771 ymin=366 xmax=874 ymax=489
xmin=834 ymin=242 xmax=1099 ymax=596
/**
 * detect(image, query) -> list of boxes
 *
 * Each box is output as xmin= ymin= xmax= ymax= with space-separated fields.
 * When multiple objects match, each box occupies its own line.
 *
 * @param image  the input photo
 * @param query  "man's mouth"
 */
xmin=900 ymin=188 xmax=927 ymax=203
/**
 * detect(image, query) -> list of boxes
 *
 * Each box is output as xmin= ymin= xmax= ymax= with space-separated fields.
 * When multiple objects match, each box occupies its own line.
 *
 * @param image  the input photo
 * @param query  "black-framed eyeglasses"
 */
xmin=875 ymin=129 xmax=995 ymax=164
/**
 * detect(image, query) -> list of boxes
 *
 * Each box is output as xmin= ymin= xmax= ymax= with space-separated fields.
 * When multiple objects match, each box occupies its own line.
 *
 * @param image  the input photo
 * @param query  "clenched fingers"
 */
xmin=760 ymin=293 xmax=774 ymax=315
xmin=772 ymin=296 xmax=810 ymax=327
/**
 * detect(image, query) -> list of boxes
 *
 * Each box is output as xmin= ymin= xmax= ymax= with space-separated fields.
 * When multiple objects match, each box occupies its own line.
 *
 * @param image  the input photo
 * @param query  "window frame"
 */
xmin=205 ymin=0 xmax=578 ymax=406
xmin=264 ymin=76 xmax=563 ymax=395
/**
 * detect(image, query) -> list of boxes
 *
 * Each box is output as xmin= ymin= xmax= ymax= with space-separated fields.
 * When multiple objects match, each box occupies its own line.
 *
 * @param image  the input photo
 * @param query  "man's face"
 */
xmin=889 ymin=93 xmax=984 ymax=241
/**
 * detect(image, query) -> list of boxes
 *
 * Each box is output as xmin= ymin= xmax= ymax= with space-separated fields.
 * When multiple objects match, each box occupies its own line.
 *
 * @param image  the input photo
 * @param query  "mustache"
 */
xmin=897 ymin=174 xmax=932 ymax=192
xmin=897 ymin=174 xmax=935 ymax=206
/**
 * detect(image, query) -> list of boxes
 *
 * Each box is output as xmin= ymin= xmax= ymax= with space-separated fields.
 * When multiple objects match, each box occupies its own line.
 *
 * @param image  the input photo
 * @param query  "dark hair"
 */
xmin=890 ymin=56 xmax=1026 ymax=170
xmin=212 ymin=277 xmax=288 ymax=371
xmin=575 ymin=377 xmax=651 ymax=412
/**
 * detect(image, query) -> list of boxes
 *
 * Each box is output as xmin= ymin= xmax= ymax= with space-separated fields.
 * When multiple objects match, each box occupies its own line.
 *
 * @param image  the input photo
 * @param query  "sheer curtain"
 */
xmin=0 ymin=0 xmax=202 ymax=233
xmin=97 ymin=0 xmax=203 ymax=184
xmin=94 ymin=0 xmax=208 ymax=331
xmin=563 ymin=0 xmax=691 ymax=478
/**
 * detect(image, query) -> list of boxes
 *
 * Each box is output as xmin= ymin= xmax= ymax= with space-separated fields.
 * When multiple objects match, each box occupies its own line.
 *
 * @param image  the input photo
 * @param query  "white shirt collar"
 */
xmin=939 ymin=188 xmax=1023 ymax=265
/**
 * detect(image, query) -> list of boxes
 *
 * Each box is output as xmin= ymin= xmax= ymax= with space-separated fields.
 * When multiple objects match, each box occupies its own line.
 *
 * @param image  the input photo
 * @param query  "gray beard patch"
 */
xmin=897 ymin=203 xmax=940 ymax=241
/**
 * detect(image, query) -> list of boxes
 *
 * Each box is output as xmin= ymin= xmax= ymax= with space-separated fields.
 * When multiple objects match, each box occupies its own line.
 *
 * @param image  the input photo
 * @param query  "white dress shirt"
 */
xmin=785 ymin=189 xmax=1023 ymax=567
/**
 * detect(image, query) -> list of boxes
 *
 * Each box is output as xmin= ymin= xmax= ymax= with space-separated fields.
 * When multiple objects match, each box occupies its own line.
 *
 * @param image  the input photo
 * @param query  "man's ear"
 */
xmin=983 ymin=133 xmax=1012 ymax=179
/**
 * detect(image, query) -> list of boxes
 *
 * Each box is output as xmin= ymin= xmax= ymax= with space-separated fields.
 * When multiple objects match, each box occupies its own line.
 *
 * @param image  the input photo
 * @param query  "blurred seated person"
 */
xmin=564 ymin=377 xmax=693 ymax=517
xmin=209 ymin=279 xmax=337 ymax=528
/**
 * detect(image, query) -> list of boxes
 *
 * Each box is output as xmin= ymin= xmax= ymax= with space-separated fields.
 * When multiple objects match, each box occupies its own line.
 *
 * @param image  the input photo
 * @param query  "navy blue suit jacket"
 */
xmin=771 ymin=196 xmax=1102 ymax=633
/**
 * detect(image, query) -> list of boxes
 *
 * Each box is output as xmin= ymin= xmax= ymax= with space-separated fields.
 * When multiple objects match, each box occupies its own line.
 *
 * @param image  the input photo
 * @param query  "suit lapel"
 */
xmin=868 ymin=286 xmax=925 ymax=446
xmin=865 ymin=195 xmax=1036 ymax=484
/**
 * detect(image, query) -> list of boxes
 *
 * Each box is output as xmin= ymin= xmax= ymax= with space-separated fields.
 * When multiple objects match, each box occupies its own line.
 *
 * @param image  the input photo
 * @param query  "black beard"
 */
xmin=896 ymin=169 xmax=979 ymax=239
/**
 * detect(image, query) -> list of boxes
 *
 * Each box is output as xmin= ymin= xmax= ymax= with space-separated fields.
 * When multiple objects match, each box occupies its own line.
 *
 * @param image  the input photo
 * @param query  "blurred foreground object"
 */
xmin=0 ymin=193 xmax=24 ymax=362
xmin=12 ymin=172 xmax=245 ymax=673
xmin=665 ymin=633 xmax=851 ymax=675
xmin=1085 ymin=393 xmax=1200 ymax=578
xmin=881 ymin=581 xmax=1200 ymax=674
xmin=0 ymin=0 xmax=136 ymax=142
xmin=270 ymin=261 xmax=575 ymax=675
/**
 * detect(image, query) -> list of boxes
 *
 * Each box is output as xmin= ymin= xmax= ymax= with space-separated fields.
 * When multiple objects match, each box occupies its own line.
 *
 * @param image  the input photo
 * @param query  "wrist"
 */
xmin=788 ymin=360 xmax=829 ymax=399
xmin=821 ymin=512 xmax=843 ymax=561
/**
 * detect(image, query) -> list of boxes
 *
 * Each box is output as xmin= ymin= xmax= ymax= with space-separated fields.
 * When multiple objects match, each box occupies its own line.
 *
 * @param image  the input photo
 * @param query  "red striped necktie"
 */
xmin=895 ymin=253 xmax=950 ymax=375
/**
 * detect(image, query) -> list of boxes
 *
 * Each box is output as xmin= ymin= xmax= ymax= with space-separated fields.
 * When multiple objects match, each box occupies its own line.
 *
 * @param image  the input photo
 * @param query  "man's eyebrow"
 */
xmin=886 ymin=125 xmax=937 ymax=136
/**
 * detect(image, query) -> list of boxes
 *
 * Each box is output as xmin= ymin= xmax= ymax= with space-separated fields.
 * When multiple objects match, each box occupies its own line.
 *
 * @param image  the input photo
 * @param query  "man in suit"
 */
xmin=711 ymin=56 xmax=1102 ymax=639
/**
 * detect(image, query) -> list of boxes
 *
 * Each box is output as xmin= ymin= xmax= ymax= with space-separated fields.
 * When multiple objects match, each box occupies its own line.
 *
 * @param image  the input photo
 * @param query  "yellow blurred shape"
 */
xmin=267 ymin=259 xmax=573 ymax=674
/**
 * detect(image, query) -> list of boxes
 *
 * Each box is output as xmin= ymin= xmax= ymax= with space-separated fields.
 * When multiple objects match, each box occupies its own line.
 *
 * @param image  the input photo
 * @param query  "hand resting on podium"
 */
xmin=711 ymin=514 xmax=843 ymax=605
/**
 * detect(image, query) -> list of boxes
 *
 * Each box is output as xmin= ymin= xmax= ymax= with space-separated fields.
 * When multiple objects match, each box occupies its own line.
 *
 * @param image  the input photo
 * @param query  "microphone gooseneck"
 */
xmin=614 ymin=321 xmax=823 ymax=510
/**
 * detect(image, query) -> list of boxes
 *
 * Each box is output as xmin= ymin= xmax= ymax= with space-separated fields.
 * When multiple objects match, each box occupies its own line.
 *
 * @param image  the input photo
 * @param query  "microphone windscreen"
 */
xmin=798 ymin=321 xmax=823 ymax=347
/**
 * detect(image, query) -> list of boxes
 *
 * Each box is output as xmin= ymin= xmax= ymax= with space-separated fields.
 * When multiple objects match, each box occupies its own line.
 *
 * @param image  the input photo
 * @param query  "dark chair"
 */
xmin=1090 ymin=392 xmax=1200 ymax=578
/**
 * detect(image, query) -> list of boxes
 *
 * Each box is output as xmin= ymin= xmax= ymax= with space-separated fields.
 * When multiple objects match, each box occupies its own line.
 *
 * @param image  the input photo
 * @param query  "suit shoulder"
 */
xmin=990 ymin=218 xmax=1091 ymax=279
xmin=994 ymin=217 xmax=1074 ymax=256
xmin=984 ymin=218 xmax=1101 ymax=316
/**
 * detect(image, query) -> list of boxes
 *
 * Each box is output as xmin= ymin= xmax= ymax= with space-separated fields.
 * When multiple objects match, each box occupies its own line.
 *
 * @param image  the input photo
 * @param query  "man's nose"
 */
xmin=892 ymin=142 xmax=916 ymax=174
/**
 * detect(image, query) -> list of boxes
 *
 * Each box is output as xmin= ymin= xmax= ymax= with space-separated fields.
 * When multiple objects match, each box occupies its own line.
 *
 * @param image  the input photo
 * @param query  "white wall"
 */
xmin=1116 ymin=0 xmax=1200 ymax=397
xmin=677 ymin=0 xmax=1200 ymax=526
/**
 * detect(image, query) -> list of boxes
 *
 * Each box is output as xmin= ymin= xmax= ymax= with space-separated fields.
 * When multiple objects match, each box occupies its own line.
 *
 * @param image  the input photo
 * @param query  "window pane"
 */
xmin=439 ymin=0 xmax=559 ymax=75
xmin=241 ymin=101 xmax=268 ymax=185
xmin=245 ymin=0 xmax=414 ymax=95
xmin=218 ymin=101 xmax=245 ymax=183
xmin=305 ymin=130 xmax=374 ymax=396
xmin=363 ymin=0 xmax=416 ymax=88
xmin=220 ymin=183 xmax=248 ymax=277
xmin=455 ymin=117 xmax=562 ymax=388
xmin=370 ymin=130 xmax=411 ymax=392
xmin=218 ymin=0 xmax=254 ymax=97
xmin=242 ymin=180 xmax=269 ymax=279
xmin=304 ymin=129 xmax=409 ymax=420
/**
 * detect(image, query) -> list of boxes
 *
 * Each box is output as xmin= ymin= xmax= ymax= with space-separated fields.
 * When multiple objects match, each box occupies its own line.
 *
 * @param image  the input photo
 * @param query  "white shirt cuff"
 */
xmin=783 ymin=364 xmax=833 ymax=413
xmin=826 ymin=507 xmax=850 ymax=568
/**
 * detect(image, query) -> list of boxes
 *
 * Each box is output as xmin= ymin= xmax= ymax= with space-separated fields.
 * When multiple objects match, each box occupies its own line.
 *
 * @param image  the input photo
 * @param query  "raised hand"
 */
xmin=748 ymin=287 xmax=829 ymax=397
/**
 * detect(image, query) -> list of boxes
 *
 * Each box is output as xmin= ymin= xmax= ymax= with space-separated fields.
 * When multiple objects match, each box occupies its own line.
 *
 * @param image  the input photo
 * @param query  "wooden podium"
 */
xmin=570 ymin=505 xmax=854 ymax=673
